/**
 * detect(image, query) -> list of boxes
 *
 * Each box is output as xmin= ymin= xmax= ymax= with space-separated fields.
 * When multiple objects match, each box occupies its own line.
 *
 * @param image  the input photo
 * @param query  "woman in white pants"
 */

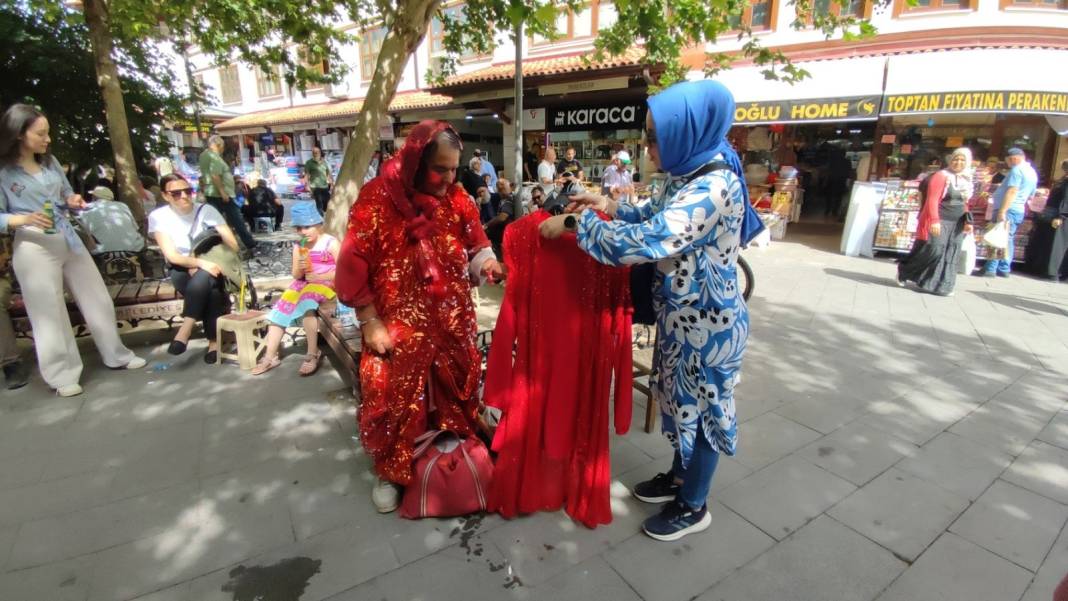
xmin=0 ymin=105 xmax=145 ymax=397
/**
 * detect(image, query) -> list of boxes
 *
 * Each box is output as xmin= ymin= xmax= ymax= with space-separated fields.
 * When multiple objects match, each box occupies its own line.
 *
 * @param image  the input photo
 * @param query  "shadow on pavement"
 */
xmin=971 ymin=290 xmax=1068 ymax=317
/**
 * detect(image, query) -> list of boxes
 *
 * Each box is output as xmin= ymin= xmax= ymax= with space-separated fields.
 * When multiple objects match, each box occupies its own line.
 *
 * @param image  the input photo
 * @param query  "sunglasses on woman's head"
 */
xmin=165 ymin=187 xmax=192 ymax=199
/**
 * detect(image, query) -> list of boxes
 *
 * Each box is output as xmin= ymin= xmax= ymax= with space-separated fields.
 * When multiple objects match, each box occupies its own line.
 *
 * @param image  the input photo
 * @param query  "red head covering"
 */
xmin=379 ymin=120 xmax=461 ymax=242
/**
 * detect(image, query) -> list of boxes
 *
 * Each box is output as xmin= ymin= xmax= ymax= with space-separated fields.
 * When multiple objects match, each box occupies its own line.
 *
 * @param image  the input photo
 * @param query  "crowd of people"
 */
xmin=897 ymin=145 xmax=1060 ymax=297
xmin=8 ymin=74 xmax=1065 ymax=551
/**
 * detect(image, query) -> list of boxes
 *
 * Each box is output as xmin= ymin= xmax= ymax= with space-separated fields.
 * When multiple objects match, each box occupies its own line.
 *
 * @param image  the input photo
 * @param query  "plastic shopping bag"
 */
xmin=984 ymin=221 xmax=1009 ymax=250
xmin=959 ymin=233 xmax=977 ymax=274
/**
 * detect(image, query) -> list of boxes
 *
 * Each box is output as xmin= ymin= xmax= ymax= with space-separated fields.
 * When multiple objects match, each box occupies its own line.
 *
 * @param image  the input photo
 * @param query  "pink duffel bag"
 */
xmin=399 ymin=430 xmax=493 ymax=519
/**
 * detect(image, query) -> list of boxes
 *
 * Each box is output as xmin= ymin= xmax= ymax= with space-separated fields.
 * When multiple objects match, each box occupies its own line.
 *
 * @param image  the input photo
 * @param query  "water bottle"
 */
xmin=336 ymin=301 xmax=358 ymax=336
xmin=42 ymin=200 xmax=56 ymax=234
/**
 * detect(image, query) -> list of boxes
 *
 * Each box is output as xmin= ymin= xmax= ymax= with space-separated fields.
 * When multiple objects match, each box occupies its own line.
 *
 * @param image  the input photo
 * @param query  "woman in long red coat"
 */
xmin=335 ymin=121 xmax=504 ymax=513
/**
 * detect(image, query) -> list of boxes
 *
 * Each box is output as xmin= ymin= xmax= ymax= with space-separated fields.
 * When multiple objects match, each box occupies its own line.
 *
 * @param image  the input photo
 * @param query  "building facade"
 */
xmin=188 ymin=0 xmax=1067 ymax=189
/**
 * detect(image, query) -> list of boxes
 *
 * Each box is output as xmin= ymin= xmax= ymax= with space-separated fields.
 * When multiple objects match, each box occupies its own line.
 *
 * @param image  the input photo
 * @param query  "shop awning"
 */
xmin=712 ymin=55 xmax=887 ymax=125
xmin=882 ymin=48 xmax=1068 ymax=117
xmin=437 ymin=47 xmax=648 ymax=89
xmin=214 ymin=90 xmax=453 ymax=132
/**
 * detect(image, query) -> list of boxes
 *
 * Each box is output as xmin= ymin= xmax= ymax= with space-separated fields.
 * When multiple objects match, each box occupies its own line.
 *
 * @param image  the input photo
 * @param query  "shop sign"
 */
xmin=733 ymin=96 xmax=881 ymax=124
xmin=539 ymin=77 xmax=630 ymax=97
xmin=882 ymin=91 xmax=1068 ymax=116
xmin=548 ymin=103 xmax=646 ymax=132
xmin=523 ymin=108 xmax=546 ymax=130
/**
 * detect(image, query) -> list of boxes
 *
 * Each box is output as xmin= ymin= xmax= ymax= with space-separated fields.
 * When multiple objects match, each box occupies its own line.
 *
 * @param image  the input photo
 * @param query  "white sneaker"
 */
xmin=57 ymin=384 xmax=83 ymax=397
xmin=124 ymin=356 xmax=147 ymax=370
xmin=372 ymin=478 xmax=400 ymax=513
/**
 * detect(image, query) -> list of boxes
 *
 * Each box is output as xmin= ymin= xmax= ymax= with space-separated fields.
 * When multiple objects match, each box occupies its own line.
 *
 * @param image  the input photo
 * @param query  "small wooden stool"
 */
xmin=215 ymin=310 xmax=268 ymax=370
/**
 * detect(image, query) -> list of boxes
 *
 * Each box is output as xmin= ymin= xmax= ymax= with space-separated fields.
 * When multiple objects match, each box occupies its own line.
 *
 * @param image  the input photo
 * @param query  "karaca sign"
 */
xmin=733 ymin=96 xmax=881 ymax=124
xmin=548 ymin=103 xmax=647 ymax=132
xmin=883 ymin=91 xmax=1068 ymax=116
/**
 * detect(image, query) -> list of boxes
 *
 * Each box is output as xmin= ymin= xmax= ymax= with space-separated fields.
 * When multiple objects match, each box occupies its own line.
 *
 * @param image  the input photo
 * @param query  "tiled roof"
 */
xmin=439 ymin=47 xmax=647 ymax=87
xmin=215 ymin=90 xmax=452 ymax=131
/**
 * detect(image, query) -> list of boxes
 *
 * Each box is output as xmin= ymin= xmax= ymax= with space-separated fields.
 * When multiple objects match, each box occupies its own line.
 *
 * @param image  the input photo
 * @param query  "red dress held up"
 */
xmin=335 ymin=121 xmax=490 ymax=486
xmin=483 ymin=211 xmax=633 ymax=528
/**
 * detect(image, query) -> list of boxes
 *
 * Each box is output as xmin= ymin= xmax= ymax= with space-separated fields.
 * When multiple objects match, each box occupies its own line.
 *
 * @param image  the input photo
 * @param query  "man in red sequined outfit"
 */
xmin=335 ymin=121 xmax=504 ymax=513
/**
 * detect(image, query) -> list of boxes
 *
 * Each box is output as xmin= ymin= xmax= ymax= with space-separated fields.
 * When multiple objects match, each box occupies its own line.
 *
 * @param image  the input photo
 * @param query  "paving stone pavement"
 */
xmin=1 ymin=227 xmax=1067 ymax=601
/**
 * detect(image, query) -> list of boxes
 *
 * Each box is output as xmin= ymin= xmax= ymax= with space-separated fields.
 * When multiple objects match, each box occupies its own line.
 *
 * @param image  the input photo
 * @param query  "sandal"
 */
xmin=298 ymin=351 xmax=322 ymax=377
xmin=251 ymin=355 xmax=281 ymax=375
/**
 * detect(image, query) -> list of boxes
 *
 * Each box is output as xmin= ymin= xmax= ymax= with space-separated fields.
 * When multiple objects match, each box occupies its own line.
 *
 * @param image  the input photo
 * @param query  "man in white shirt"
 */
xmin=601 ymin=150 xmax=635 ymax=203
xmin=79 ymin=186 xmax=146 ymax=254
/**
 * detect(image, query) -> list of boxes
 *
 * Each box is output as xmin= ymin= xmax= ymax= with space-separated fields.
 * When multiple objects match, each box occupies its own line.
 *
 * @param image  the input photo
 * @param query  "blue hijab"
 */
xmin=648 ymin=80 xmax=764 ymax=245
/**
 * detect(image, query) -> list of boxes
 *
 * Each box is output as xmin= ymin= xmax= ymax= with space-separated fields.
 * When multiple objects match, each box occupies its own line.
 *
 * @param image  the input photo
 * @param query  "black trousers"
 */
xmin=170 ymin=267 xmax=229 ymax=339
xmin=206 ymin=196 xmax=256 ymax=249
xmin=312 ymin=187 xmax=331 ymax=214
xmin=243 ymin=203 xmax=284 ymax=232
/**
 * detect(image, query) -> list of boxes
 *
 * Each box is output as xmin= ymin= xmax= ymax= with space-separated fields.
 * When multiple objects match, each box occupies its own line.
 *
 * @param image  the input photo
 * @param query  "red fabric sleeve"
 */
xmin=334 ymin=186 xmax=380 ymax=307
xmin=452 ymin=186 xmax=491 ymax=254
xmin=916 ymin=171 xmax=949 ymax=241
xmin=612 ymin=285 xmax=633 ymax=435
xmin=482 ymin=217 xmax=523 ymax=412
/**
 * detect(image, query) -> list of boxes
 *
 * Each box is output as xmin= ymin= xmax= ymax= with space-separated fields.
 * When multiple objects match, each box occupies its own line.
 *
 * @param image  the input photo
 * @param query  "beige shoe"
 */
xmin=372 ymin=478 xmax=400 ymax=513
xmin=124 ymin=356 xmax=147 ymax=370
xmin=57 ymin=384 xmax=83 ymax=397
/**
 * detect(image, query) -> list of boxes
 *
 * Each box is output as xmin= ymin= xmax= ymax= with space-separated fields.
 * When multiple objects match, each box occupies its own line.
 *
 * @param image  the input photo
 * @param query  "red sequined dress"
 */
xmin=483 ymin=211 xmax=633 ymax=528
xmin=335 ymin=122 xmax=489 ymax=486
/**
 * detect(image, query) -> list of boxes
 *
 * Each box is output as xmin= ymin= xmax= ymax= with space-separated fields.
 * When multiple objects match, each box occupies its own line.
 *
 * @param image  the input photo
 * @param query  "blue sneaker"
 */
xmin=632 ymin=471 xmax=680 ymax=504
xmin=642 ymin=501 xmax=712 ymax=541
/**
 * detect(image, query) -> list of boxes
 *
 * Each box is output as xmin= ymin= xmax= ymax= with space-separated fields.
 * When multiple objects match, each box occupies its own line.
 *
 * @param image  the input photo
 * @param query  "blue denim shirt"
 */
xmin=992 ymin=162 xmax=1038 ymax=214
xmin=0 ymin=156 xmax=82 ymax=251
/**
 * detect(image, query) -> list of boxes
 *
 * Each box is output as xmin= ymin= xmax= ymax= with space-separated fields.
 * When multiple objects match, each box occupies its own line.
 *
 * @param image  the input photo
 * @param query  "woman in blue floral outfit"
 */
xmin=540 ymin=80 xmax=758 ymax=541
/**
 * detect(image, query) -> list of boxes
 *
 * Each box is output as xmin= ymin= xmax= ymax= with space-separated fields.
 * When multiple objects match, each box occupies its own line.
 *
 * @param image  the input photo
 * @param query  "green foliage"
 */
xmin=0 ymin=2 xmax=185 ymax=172
xmin=112 ymin=0 xmax=380 ymax=94
xmin=430 ymin=0 xmax=586 ymax=83
xmin=436 ymin=0 xmax=881 ymax=89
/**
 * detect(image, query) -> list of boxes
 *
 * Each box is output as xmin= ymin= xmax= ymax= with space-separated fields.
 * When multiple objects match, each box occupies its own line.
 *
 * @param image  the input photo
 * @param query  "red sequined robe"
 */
xmin=483 ymin=211 xmax=633 ymax=528
xmin=336 ymin=173 xmax=488 ymax=486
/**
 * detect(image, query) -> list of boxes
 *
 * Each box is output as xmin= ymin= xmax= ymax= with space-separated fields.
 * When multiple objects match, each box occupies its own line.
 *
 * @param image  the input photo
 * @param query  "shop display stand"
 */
xmin=872 ymin=181 xmax=921 ymax=254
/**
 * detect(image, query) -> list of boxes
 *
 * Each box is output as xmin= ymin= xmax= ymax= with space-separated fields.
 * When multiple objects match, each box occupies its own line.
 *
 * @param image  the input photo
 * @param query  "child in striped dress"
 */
xmin=253 ymin=201 xmax=340 ymax=376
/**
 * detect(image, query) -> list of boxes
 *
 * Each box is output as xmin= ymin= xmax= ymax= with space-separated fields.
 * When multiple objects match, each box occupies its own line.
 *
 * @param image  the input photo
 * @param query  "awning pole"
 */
xmin=513 ymin=18 xmax=525 ymax=218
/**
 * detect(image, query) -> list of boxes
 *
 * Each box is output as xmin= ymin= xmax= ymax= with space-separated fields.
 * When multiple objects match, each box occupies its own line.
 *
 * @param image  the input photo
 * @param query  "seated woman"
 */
xmin=150 ymin=173 xmax=239 ymax=363
xmin=252 ymin=202 xmax=339 ymax=376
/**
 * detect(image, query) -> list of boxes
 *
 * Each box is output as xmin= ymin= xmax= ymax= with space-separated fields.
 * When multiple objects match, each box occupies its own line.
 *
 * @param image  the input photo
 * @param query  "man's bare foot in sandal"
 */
xmin=251 ymin=355 xmax=281 ymax=375
xmin=299 ymin=351 xmax=322 ymax=376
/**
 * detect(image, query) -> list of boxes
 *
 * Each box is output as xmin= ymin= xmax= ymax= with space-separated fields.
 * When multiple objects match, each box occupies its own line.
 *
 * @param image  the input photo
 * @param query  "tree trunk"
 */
xmin=82 ymin=0 xmax=146 ymax=230
xmin=323 ymin=0 xmax=443 ymax=237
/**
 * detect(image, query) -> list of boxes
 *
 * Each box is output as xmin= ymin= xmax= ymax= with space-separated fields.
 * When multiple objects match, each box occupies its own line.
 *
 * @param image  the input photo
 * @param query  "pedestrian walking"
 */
xmin=1025 ymin=159 xmax=1068 ymax=281
xmin=982 ymin=147 xmax=1037 ymax=277
xmin=897 ymin=148 xmax=975 ymax=296
xmin=0 ymin=104 xmax=146 ymax=397
xmin=199 ymin=135 xmax=256 ymax=252
xmin=303 ymin=146 xmax=332 ymax=214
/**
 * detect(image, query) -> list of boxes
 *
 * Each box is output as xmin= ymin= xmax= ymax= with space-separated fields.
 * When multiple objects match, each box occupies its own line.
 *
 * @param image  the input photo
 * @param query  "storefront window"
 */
xmin=811 ymin=0 xmax=867 ymax=18
xmin=219 ymin=64 xmax=242 ymax=105
xmin=894 ymin=0 xmax=970 ymax=15
xmin=256 ymin=67 xmax=282 ymax=99
xmin=429 ymin=4 xmax=489 ymax=67
xmin=728 ymin=0 xmax=776 ymax=31
xmin=532 ymin=1 xmax=601 ymax=44
xmin=1002 ymin=0 xmax=1067 ymax=8
xmin=360 ymin=27 xmax=387 ymax=81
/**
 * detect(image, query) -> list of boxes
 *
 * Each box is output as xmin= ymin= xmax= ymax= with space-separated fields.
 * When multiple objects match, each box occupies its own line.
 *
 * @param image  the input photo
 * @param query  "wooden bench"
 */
xmin=316 ymin=300 xmax=362 ymax=390
xmin=10 ymin=279 xmax=186 ymax=339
